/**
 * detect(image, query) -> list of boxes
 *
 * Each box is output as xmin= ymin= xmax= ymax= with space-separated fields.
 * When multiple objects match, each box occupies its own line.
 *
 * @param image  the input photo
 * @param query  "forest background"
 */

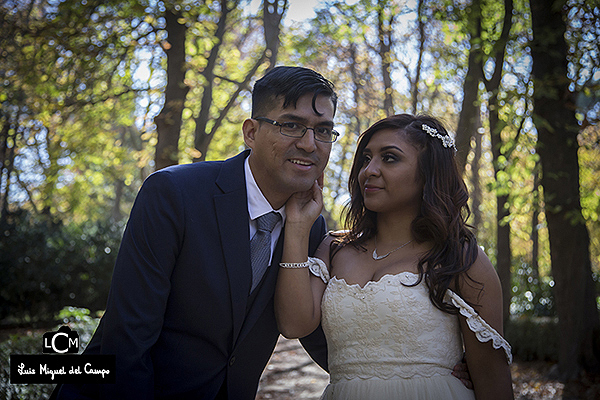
xmin=0 ymin=0 xmax=599 ymax=398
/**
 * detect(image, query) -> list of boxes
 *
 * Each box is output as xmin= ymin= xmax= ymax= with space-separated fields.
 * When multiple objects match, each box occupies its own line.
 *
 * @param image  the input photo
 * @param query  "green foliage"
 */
xmin=1 ymin=0 xmax=155 ymax=224
xmin=579 ymin=126 xmax=600 ymax=271
xmin=510 ymin=258 xmax=556 ymax=317
xmin=0 ymin=210 xmax=122 ymax=324
xmin=55 ymin=307 xmax=102 ymax=350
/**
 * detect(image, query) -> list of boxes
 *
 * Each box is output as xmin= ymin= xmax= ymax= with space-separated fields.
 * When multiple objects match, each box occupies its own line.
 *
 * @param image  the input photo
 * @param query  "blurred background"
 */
xmin=1 ymin=0 xmax=599 ymax=398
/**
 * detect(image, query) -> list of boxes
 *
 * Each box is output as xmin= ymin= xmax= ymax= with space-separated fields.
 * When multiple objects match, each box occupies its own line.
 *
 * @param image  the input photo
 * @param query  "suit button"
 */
xmin=229 ymin=356 xmax=236 ymax=366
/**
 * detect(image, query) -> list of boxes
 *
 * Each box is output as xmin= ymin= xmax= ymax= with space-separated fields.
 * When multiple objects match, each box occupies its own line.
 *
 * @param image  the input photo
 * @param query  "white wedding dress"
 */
xmin=307 ymin=258 xmax=512 ymax=400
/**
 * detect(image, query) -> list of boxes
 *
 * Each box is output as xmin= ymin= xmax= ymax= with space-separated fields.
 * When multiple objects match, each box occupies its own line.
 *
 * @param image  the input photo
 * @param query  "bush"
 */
xmin=0 ymin=210 xmax=123 ymax=325
xmin=505 ymin=316 xmax=559 ymax=362
xmin=510 ymin=258 xmax=556 ymax=318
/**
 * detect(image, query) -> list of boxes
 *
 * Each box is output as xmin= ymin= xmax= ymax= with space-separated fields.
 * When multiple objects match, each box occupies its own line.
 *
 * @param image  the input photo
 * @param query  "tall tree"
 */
xmin=263 ymin=0 xmax=287 ymax=69
xmin=0 ymin=0 xmax=150 ymax=223
xmin=377 ymin=0 xmax=395 ymax=116
xmin=192 ymin=0 xmax=273 ymax=161
xmin=193 ymin=0 xmax=236 ymax=162
xmin=470 ymin=121 xmax=483 ymax=231
xmin=410 ymin=0 xmax=426 ymax=114
xmin=483 ymin=0 xmax=514 ymax=326
xmin=530 ymin=0 xmax=600 ymax=379
xmin=154 ymin=6 xmax=189 ymax=170
xmin=454 ymin=0 xmax=483 ymax=174
xmin=529 ymin=165 xmax=541 ymax=307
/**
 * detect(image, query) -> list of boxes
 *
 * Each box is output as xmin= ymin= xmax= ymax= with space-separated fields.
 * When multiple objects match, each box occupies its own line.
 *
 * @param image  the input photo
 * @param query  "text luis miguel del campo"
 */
xmin=10 ymin=326 xmax=115 ymax=384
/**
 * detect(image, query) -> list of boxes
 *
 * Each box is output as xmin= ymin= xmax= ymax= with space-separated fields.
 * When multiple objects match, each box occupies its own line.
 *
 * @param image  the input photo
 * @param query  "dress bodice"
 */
xmin=306 ymin=257 xmax=511 ymax=399
xmin=322 ymin=271 xmax=464 ymax=383
xmin=306 ymin=257 xmax=512 ymax=386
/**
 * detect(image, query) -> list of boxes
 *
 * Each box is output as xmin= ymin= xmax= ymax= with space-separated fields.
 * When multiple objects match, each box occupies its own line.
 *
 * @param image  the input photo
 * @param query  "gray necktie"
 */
xmin=250 ymin=212 xmax=281 ymax=293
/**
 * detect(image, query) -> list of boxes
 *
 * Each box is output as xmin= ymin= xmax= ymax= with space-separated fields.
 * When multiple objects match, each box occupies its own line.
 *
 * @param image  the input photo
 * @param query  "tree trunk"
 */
xmin=111 ymin=126 xmax=129 ymax=221
xmin=195 ymin=53 xmax=267 ymax=162
xmin=194 ymin=0 xmax=274 ymax=162
xmin=530 ymin=0 xmax=600 ymax=379
xmin=530 ymin=167 xmax=540 ymax=304
xmin=193 ymin=0 xmax=231 ymax=162
xmin=0 ymin=112 xmax=10 ymax=222
xmin=489 ymin=91 xmax=511 ymax=328
xmin=490 ymin=84 xmax=512 ymax=326
xmin=0 ymin=121 xmax=14 ymax=223
xmin=484 ymin=0 xmax=513 ymax=328
xmin=154 ymin=7 xmax=189 ymax=171
xmin=377 ymin=3 xmax=394 ymax=116
xmin=470 ymin=116 xmax=483 ymax=231
xmin=495 ymin=191 xmax=512 ymax=327
xmin=455 ymin=0 xmax=482 ymax=175
xmin=263 ymin=0 xmax=287 ymax=70
xmin=0 ymin=105 xmax=22 ymax=223
xmin=411 ymin=0 xmax=425 ymax=114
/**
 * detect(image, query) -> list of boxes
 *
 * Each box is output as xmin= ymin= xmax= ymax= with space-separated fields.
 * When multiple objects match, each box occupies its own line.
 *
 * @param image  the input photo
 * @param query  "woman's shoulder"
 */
xmin=456 ymin=245 xmax=503 ymax=312
xmin=467 ymin=247 xmax=499 ymax=286
xmin=314 ymin=231 xmax=365 ymax=265
xmin=316 ymin=230 xmax=344 ymax=252
xmin=320 ymin=231 xmax=366 ymax=255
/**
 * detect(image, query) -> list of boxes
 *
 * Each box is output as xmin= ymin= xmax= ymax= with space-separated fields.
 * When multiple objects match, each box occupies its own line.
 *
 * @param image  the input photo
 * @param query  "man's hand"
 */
xmin=451 ymin=358 xmax=473 ymax=389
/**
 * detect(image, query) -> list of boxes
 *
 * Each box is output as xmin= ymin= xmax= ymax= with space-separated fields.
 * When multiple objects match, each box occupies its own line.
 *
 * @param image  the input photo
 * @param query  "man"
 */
xmin=53 ymin=66 xmax=336 ymax=399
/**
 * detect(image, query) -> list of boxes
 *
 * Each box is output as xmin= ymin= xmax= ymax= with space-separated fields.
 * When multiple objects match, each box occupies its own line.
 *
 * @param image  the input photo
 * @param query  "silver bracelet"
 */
xmin=279 ymin=260 xmax=309 ymax=269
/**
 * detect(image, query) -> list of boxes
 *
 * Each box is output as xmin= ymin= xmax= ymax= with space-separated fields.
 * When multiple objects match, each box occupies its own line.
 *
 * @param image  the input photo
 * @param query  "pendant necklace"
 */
xmin=372 ymin=238 xmax=413 ymax=260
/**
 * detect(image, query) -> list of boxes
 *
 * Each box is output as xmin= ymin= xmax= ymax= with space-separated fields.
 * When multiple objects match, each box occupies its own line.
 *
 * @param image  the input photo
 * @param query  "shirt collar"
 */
xmin=245 ymin=157 xmax=286 ymax=222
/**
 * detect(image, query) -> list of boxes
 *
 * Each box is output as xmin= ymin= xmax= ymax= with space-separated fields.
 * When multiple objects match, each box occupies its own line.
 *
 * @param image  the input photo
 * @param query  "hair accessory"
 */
xmin=422 ymin=124 xmax=456 ymax=151
xmin=279 ymin=261 xmax=310 ymax=268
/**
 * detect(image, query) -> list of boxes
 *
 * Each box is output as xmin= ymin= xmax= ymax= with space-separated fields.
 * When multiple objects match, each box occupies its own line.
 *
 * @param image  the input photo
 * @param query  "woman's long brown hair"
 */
xmin=337 ymin=114 xmax=480 ymax=313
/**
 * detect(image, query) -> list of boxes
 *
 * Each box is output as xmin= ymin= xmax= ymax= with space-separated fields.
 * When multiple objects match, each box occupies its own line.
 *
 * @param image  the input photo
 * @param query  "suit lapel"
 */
xmin=215 ymin=151 xmax=252 ymax=346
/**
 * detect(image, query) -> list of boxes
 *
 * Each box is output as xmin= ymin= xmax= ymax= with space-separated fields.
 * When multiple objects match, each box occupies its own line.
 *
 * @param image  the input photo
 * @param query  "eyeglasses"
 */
xmin=254 ymin=117 xmax=339 ymax=143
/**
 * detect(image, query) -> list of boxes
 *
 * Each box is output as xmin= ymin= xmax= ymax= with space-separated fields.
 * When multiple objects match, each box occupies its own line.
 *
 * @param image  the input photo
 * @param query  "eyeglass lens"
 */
xmin=280 ymin=122 xmax=337 ymax=143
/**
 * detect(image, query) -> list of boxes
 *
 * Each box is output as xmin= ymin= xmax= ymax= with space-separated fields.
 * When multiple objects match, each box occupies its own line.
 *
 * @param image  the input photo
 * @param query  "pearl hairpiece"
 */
xmin=422 ymin=124 xmax=456 ymax=151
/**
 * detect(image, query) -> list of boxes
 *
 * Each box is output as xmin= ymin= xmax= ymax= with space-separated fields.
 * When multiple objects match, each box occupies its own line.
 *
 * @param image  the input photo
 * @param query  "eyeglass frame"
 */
xmin=253 ymin=117 xmax=340 ymax=143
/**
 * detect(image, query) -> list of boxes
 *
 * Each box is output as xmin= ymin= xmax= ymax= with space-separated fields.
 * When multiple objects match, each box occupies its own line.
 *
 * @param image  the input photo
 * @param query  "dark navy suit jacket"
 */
xmin=53 ymin=150 xmax=328 ymax=399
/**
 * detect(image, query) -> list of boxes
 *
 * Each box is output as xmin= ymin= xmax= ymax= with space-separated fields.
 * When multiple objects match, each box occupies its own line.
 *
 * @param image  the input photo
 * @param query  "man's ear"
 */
xmin=242 ymin=118 xmax=259 ymax=148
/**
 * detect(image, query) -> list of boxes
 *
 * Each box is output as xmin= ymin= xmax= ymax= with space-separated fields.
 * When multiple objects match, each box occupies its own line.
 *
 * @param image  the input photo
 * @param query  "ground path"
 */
xmin=256 ymin=336 xmax=328 ymax=399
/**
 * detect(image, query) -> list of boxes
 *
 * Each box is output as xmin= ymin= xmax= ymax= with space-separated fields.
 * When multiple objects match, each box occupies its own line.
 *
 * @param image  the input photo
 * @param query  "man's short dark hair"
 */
xmin=252 ymin=66 xmax=338 ymax=118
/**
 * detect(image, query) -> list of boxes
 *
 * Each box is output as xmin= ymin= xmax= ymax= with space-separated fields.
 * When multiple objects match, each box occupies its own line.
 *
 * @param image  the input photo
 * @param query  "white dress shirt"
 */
xmin=244 ymin=158 xmax=285 ymax=265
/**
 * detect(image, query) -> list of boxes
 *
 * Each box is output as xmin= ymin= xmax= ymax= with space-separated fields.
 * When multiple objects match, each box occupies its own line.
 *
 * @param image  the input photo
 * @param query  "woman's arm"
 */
xmin=458 ymin=247 xmax=514 ymax=399
xmin=275 ymin=181 xmax=329 ymax=339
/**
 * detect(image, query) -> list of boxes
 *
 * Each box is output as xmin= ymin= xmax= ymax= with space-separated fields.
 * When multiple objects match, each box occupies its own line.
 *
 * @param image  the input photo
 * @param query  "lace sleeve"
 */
xmin=445 ymin=289 xmax=513 ymax=364
xmin=307 ymin=257 xmax=330 ymax=284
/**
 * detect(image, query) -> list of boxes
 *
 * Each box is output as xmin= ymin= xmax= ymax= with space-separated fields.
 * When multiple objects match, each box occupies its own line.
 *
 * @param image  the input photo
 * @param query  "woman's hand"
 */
xmin=276 ymin=176 xmax=326 ymax=339
xmin=285 ymin=178 xmax=323 ymax=232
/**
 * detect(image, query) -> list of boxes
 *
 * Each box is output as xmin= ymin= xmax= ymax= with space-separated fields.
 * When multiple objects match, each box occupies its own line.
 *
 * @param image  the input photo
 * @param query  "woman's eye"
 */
xmin=382 ymin=153 xmax=398 ymax=162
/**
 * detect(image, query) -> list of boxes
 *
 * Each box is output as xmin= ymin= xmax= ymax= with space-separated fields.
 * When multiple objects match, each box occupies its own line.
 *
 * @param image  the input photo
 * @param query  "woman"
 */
xmin=275 ymin=114 xmax=513 ymax=399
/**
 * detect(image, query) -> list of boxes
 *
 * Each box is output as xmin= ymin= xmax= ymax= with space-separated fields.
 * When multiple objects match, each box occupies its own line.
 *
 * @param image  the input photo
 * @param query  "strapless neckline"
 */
xmin=329 ymin=271 xmax=420 ymax=290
